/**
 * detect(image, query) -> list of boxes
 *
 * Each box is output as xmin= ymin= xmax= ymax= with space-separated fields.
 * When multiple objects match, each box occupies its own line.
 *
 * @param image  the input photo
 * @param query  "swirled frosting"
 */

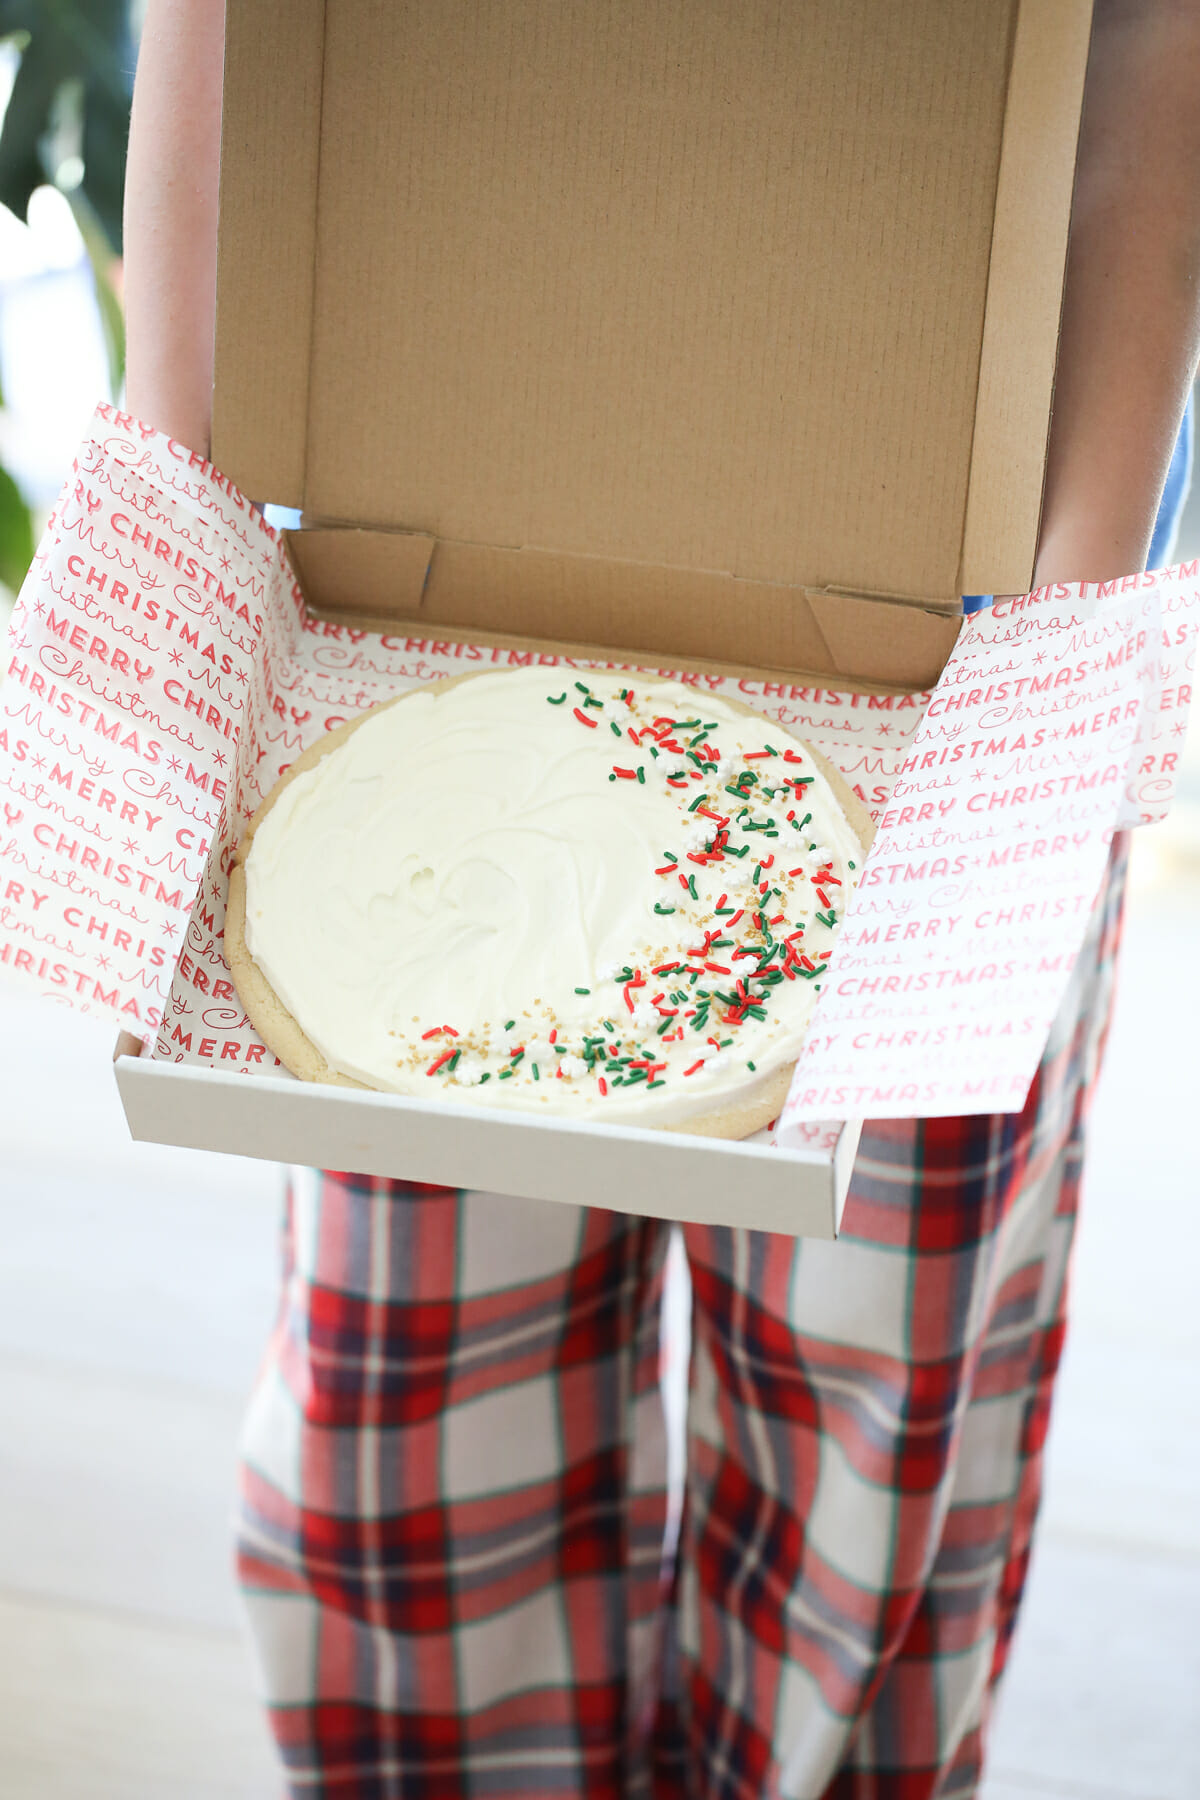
xmin=243 ymin=668 xmax=864 ymax=1125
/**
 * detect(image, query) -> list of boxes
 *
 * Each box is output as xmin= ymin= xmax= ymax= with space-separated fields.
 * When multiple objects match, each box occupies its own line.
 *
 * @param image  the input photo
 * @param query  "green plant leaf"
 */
xmin=69 ymin=187 xmax=124 ymax=395
xmin=0 ymin=1 xmax=133 ymax=253
xmin=0 ymin=460 xmax=35 ymax=594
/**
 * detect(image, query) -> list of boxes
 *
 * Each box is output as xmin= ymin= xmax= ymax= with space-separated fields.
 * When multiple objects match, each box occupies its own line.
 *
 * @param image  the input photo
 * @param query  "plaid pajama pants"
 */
xmin=236 ymin=840 xmax=1128 ymax=1800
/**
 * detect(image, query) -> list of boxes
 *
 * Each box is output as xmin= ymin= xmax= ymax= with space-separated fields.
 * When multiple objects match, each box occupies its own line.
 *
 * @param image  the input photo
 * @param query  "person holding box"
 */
xmin=123 ymin=3 xmax=1199 ymax=1795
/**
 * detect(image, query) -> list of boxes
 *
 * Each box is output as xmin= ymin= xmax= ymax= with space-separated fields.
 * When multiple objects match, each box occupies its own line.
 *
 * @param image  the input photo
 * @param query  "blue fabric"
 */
xmin=962 ymin=391 xmax=1194 ymax=614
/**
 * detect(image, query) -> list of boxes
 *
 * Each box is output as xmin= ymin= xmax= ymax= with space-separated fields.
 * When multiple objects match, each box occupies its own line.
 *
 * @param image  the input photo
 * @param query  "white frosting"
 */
xmin=243 ymin=668 xmax=864 ymax=1125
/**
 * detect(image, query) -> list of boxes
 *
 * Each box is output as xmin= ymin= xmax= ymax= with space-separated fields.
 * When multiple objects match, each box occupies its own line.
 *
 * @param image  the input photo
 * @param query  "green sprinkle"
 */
xmin=747 ymin=1060 xmax=756 ymax=1071
xmin=637 ymin=766 xmax=645 ymax=783
xmin=547 ymin=692 xmax=567 ymax=705
xmin=800 ymin=813 xmax=812 ymax=828
xmin=646 ymin=1079 xmax=666 ymax=1089
xmin=479 ymin=1072 xmax=491 ymax=1083
xmin=532 ymin=1063 xmax=540 ymax=1080
xmin=555 ymin=1043 xmax=566 ymax=1054
xmin=849 ymin=860 xmax=857 ymax=870
xmin=584 ymin=695 xmax=604 ymax=709
xmin=575 ymin=987 xmax=590 ymax=995
xmin=815 ymin=910 xmax=838 ymax=928
xmin=654 ymin=903 xmax=676 ymax=915
xmin=650 ymin=746 xmax=659 ymax=758
xmin=574 ymin=681 xmax=591 ymax=694
xmin=609 ymin=773 xmax=617 ymax=781
xmin=663 ymin=851 xmax=678 ymax=864
xmin=688 ymin=794 xmax=706 ymax=812
xmin=504 ymin=1019 xmax=516 ymax=1031
xmin=610 ymin=721 xmax=622 ymax=737
xmin=603 ymin=1020 xmax=616 ymax=1032
xmin=687 ymin=874 xmax=699 ymax=900
xmin=752 ymin=864 xmax=762 ymax=884
xmin=656 ymin=1017 xmax=673 ymax=1035
xmin=499 ymin=1067 xmax=514 ymax=1078
xmin=726 ymin=785 xmax=748 ymax=801
xmin=509 ymin=1049 xmax=525 ymax=1065
xmin=448 ymin=1049 xmax=461 ymax=1071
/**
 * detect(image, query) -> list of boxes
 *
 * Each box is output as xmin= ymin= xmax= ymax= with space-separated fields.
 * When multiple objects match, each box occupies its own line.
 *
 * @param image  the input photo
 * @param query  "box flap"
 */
xmin=214 ymin=0 xmax=1092 ymax=612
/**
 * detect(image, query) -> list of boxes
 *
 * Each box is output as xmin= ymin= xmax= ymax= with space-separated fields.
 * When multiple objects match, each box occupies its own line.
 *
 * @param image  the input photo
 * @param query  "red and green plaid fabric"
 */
xmin=236 ymin=840 xmax=1128 ymax=1799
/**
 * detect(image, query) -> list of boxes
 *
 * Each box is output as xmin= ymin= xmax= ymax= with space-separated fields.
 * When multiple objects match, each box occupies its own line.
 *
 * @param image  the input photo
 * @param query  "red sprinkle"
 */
xmin=628 ymin=727 xmax=641 ymax=745
xmin=421 ymin=1025 xmax=458 ymax=1040
xmin=788 ymin=867 xmax=805 ymax=877
xmin=704 ymin=961 xmax=732 ymax=975
xmin=612 ymin=766 xmax=638 ymax=779
xmin=816 ymin=887 xmax=833 ymax=908
xmin=726 ymin=909 xmax=744 ymax=929
xmin=573 ymin=706 xmax=598 ymax=728
xmin=426 ymin=1049 xmax=455 ymax=1076
xmin=599 ymin=1077 xmax=608 ymax=1096
xmin=652 ymin=962 xmax=681 ymax=975
xmin=655 ymin=864 xmax=676 ymax=876
xmin=684 ymin=1060 xmax=705 ymax=1077
xmin=783 ymin=749 xmax=805 ymax=763
xmin=760 ymin=855 xmax=774 ymax=869
xmin=715 ymin=893 xmax=728 ymax=910
xmin=744 ymin=750 xmax=771 ymax=760
xmin=549 ymin=1029 xmax=557 ymax=1043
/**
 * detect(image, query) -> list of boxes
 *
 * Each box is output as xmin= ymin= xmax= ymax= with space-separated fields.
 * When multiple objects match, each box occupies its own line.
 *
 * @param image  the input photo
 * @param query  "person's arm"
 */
xmin=1035 ymin=0 xmax=1200 ymax=585
xmin=122 ymin=0 xmax=224 ymax=454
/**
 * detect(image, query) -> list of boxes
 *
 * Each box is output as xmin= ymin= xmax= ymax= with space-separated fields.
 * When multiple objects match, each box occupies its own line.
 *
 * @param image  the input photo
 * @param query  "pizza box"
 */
xmin=1 ymin=0 xmax=1141 ymax=1235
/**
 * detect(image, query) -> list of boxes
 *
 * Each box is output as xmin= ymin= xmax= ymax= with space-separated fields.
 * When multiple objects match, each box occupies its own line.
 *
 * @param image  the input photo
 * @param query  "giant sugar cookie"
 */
xmin=225 ymin=667 xmax=873 ymax=1138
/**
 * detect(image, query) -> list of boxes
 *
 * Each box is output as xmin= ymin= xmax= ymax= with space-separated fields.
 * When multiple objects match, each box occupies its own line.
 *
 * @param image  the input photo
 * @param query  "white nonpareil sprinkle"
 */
xmin=558 ymin=1052 xmax=587 ymax=1079
xmin=453 ymin=1058 xmax=486 ymax=1086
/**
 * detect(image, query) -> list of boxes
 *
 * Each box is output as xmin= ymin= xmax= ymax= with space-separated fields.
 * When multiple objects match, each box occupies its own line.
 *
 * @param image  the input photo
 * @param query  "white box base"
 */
xmin=114 ymin=1048 xmax=860 ymax=1238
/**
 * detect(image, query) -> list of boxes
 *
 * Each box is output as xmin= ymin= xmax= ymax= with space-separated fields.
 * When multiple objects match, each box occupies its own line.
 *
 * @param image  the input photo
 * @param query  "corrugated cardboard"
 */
xmin=213 ymin=0 xmax=1093 ymax=689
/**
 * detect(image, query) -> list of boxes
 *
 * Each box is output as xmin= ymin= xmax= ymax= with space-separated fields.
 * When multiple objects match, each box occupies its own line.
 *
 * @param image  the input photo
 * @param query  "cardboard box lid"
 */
xmin=213 ymin=0 xmax=1092 ymax=629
